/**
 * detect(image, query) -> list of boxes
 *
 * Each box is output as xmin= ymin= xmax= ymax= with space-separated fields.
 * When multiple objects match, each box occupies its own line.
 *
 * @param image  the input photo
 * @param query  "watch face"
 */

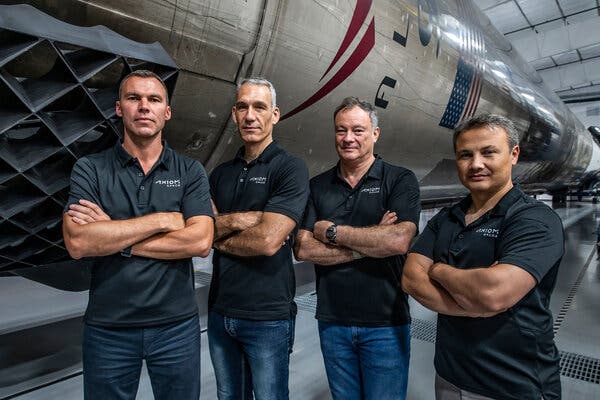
xmin=326 ymin=225 xmax=336 ymax=240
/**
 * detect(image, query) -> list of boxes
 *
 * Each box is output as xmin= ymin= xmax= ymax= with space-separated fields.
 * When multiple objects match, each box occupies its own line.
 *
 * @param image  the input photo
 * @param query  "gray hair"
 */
xmin=118 ymin=70 xmax=169 ymax=104
xmin=453 ymin=114 xmax=519 ymax=151
xmin=238 ymin=77 xmax=277 ymax=110
xmin=333 ymin=97 xmax=379 ymax=130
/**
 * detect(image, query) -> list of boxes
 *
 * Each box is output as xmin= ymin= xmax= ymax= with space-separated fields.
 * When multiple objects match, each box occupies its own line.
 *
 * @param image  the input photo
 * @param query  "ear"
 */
xmin=164 ymin=105 xmax=172 ymax=121
xmin=231 ymin=106 xmax=238 ymax=125
xmin=271 ymin=106 xmax=281 ymax=125
xmin=373 ymin=127 xmax=380 ymax=142
xmin=511 ymin=145 xmax=520 ymax=165
xmin=115 ymin=101 xmax=122 ymax=117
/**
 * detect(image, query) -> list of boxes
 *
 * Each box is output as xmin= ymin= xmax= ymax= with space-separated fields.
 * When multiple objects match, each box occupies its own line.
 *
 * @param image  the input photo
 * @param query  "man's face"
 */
xmin=116 ymin=76 xmax=171 ymax=139
xmin=232 ymin=83 xmax=280 ymax=145
xmin=334 ymin=106 xmax=379 ymax=163
xmin=455 ymin=125 xmax=519 ymax=196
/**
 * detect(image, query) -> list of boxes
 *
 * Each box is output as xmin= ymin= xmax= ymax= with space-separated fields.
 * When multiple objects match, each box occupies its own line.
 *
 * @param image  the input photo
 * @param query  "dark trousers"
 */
xmin=82 ymin=315 xmax=201 ymax=400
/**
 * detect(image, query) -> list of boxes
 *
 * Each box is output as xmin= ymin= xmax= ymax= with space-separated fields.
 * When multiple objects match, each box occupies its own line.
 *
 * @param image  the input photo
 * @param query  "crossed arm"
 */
xmin=401 ymin=252 xmax=536 ymax=316
xmin=427 ymin=261 xmax=536 ymax=313
xmin=63 ymin=199 xmax=213 ymax=260
xmin=294 ymin=211 xmax=417 ymax=265
xmin=212 ymin=199 xmax=264 ymax=242
xmin=212 ymin=203 xmax=297 ymax=257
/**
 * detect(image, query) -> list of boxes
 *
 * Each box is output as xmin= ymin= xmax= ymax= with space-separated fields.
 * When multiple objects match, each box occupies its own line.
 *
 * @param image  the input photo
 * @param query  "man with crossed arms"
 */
xmin=295 ymin=97 xmax=420 ymax=399
xmin=403 ymin=114 xmax=564 ymax=400
xmin=63 ymin=70 xmax=213 ymax=399
xmin=208 ymin=77 xmax=309 ymax=399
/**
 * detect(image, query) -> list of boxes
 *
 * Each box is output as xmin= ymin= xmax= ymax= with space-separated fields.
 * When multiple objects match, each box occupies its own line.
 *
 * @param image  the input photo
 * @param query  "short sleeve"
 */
xmin=181 ymin=160 xmax=214 ymax=220
xmin=64 ymin=157 xmax=101 ymax=212
xmin=209 ymin=164 xmax=220 ymax=200
xmin=299 ymin=189 xmax=318 ymax=231
xmin=388 ymin=169 xmax=421 ymax=228
xmin=410 ymin=210 xmax=444 ymax=258
xmin=264 ymin=156 xmax=309 ymax=223
xmin=497 ymin=206 xmax=564 ymax=283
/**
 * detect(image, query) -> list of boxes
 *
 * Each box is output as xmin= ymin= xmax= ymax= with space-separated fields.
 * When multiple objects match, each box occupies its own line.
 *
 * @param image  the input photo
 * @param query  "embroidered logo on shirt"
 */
xmin=154 ymin=179 xmax=181 ymax=188
xmin=360 ymin=187 xmax=380 ymax=194
xmin=249 ymin=176 xmax=267 ymax=184
xmin=475 ymin=228 xmax=499 ymax=238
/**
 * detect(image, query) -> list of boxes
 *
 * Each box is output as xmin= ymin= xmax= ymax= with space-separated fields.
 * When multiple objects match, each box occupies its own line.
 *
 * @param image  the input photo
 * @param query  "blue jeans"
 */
xmin=318 ymin=321 xmax=411 ymax=400
xmin=207 ymin=310 xmax=295 ymax=400
xmin=82 ymin=315 xmax=201 ymax=400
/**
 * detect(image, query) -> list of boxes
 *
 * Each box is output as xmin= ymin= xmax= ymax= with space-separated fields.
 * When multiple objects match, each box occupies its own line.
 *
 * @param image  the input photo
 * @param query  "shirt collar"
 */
xmin=234 ymin=141 xmax=283 ymax=165
xmin=490 ymin=184 xmax=522 ymax=216
xmin=115 ymin=140 xmax=172 ymax=170
xmin=334 ymin=154 xmax=383 ymax=184
xmin=450 ymin=184 xmax=522 ymax=222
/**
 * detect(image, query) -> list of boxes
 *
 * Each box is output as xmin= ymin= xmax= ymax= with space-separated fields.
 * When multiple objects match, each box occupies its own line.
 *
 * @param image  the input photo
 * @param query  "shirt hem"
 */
xmin=84 ymin=310 xmax=198 ymax=328
xmin=436 ymin=370 xmax=539 ymax=400
xmin=315 ymin=314 xmax=411 ymax=327
xmin=210 ymin=305 xmax=295 ymax=320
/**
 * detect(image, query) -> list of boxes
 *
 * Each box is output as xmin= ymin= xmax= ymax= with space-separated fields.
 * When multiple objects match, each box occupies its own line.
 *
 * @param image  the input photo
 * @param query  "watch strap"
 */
xmin=326 ymin=224 xmax=337 ymax=244
xmin=120 ymin=246 xmax=132 ymax=257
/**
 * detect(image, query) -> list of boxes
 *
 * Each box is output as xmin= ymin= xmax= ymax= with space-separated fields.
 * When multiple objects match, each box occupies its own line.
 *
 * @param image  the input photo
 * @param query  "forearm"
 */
xmin=335 ymin=223 xmax=415 ymax=257
xmin=63 ymin=213 xmax=176 ymax=259
xmin=402 ymin=266 xmax=473 ymax=316
xmin=401 ymin=253 xmax=490 ymax=317
xmin=429 ymin=263 xmax=504 ymax=313
xmin=215 ymin=212 xmax=296 ymax=257
xmin=215 ymin=229 xmax=281 ymax=257
xmin=214 ymin=211 xmax=262 ymax=240
xmin=133 ymin=216 xmax=214 ymax=259
xmin=295 ymin=237 xmax=356 ymax=265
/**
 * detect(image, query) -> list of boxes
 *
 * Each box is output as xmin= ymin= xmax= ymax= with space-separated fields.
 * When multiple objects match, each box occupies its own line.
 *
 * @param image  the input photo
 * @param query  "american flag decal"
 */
xmin=439 ymin=58 xmax=482 ymax=129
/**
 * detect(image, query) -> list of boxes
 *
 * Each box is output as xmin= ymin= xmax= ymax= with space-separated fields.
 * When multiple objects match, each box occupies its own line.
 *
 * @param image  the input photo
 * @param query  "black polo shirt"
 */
xmin=301 ymin=156 xmax=421 ymax=326
xmin=66 ymin=141 xmax=213 ymax=327
xmin=209 ymin=141 xmax=309 ymax=320
xmin=411 ymin=186 xmax=564 ymax=400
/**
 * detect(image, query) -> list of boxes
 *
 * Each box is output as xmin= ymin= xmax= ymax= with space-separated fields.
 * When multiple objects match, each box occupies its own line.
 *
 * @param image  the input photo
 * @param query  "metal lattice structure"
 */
xmin=0 ymin=4 xmax=178 ymax=273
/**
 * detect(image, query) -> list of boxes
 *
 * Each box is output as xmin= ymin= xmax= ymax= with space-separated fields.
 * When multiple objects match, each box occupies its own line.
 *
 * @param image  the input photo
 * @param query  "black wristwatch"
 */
xmin=325 ymin=224 xmax=337 ymax=245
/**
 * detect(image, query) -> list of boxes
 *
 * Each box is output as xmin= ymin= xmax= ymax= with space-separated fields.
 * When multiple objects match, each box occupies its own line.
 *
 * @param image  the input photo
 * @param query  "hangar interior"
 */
xmin=1 ymin=1 xmax=600 ymax=399
xmin=473 ymin=0 xmax=600 ymax=126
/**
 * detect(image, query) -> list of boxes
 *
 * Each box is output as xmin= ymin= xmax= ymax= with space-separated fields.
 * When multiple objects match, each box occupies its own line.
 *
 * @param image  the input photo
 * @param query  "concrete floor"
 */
xmin=3 ymin=202 xmax=600 ymax=399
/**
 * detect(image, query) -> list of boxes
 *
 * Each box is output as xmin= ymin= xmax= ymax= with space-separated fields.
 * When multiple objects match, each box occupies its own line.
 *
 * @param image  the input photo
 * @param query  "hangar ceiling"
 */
xmin=473 ymin=0 xmax=600 ymax=105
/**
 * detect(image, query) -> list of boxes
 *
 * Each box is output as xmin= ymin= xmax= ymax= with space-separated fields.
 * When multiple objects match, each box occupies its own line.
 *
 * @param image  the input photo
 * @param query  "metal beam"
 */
xmin=504 ymin=6 xmax=600 ymax=35
xmin=554 ymin=0 xmax=565 ymax=19
xmin=510 ymin=17 xmax=600 ymax=62
xmin=539 ymin=57 xmax=600 ymax=91
xmin=512 ymin=0 xmax=534 ymax=31
xmin=538 ymin=54 xmax=600 ymax=72
xmin=560 ymin=82 xmax=600 ymax=104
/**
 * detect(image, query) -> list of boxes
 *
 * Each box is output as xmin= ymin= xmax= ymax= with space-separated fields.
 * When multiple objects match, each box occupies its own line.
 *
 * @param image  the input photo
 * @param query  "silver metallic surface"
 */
xmin=4 ymin=0 xmax=599 ymax=199
xmin=3 ymin=0 xmax=600 ymax=397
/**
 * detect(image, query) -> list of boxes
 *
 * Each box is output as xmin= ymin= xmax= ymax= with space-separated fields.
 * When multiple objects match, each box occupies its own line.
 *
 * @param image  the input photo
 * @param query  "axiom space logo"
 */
xmin=476 ymin=228 xmax=499 ymax=238
xmin=249 ymin=176 xmax=267 ymax=185
xmin=155 ymin=179 xmax=181 ymax=188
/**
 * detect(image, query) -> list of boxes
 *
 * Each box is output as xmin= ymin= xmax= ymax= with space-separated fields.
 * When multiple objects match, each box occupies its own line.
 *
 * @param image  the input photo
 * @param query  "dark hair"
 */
xmin=238 ymin=77 xmax=277 ymax=110
xmin=333 ymin=97 xmax=378 ymax=129
xmin=453 ymin=113 xmax=519 ymax=151
xmin=118 ymin=70 xmax=169 ymax=104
